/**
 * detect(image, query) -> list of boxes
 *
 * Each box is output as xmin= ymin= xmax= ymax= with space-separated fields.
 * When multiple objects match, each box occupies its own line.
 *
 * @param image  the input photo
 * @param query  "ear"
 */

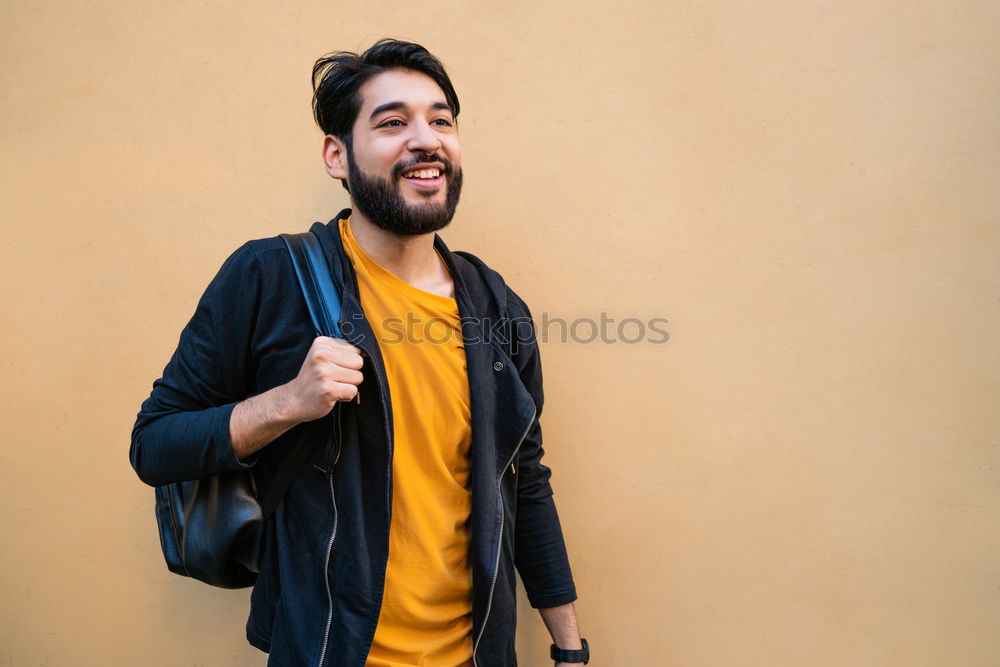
xmin=322 ymin=135 xmax=348 ymax=181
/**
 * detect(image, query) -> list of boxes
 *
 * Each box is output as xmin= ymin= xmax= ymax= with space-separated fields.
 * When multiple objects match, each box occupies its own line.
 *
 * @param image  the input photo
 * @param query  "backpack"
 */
xmin=154 ymin=230 xmax=342 ymax=588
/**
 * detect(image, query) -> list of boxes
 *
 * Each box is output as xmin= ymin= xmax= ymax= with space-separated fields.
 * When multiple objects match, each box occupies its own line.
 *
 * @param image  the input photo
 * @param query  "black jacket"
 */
xmin=131 ymin=213 xmax=577 ymax=666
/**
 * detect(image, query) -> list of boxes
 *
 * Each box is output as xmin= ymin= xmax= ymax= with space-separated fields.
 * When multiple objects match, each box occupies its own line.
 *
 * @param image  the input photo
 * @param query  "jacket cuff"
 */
xmin=528 ymin=585 xmax=578 ymax=609
xmin=215 ymin=402 xmax=260 ymax=471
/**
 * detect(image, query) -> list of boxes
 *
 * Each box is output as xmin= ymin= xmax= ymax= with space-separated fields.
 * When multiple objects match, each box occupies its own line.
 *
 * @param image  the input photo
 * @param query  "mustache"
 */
xmin=392 ymin=154 xmax=456 ymax=179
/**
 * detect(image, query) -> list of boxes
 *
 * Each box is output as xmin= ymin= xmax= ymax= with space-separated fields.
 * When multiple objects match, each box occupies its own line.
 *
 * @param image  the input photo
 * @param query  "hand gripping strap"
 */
xmin=259 ymin=231 xmax=344 ymax=520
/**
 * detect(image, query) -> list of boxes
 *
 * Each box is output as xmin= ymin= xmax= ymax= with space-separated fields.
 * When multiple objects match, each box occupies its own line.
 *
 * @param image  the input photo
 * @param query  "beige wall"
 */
xmin=2 ymin=1 xmax=998 ymax=665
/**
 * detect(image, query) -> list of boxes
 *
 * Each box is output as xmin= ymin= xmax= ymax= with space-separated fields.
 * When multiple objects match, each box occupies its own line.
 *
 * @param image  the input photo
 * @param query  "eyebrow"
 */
xmin=368 ymin=101 xmax=454 ymax=122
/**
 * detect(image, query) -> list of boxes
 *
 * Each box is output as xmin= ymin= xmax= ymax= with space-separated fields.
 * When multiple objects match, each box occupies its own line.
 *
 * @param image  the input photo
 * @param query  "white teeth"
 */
xmin=404 ymin=168 xmax=440 ymax=179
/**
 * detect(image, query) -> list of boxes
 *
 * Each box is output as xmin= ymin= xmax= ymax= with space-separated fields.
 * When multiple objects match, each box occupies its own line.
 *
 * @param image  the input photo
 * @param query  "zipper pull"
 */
xmin=510 ymin=462 xmax=516 ymax=475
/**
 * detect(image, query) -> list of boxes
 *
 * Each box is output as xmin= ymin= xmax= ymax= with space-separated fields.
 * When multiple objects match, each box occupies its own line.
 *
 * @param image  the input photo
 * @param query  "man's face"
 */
xmin=343 ymin=68 xmax=463 ymax=236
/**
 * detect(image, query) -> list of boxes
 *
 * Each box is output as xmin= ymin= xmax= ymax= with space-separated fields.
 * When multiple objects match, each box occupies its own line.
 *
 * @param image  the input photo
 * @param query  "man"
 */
xmin=131 ymin=39 xmax=587 ymax=666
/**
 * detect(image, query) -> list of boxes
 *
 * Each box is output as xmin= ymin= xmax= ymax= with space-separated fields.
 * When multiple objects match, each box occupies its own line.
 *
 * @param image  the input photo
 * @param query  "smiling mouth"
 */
xmin=401 ymin=167 xmax=442 ymax=180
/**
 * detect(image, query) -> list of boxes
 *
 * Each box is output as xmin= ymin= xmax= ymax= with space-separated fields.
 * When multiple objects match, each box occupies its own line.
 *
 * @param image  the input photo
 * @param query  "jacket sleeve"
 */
xmin=130 ymin=242 xmax=262 ymax=487
xmin=507 ymin=287 xmax=578 ymax=609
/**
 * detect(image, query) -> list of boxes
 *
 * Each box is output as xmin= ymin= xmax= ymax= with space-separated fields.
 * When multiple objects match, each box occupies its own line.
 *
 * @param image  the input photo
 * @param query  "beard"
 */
xmin=346 ymin=147 xmax=463 ymax=237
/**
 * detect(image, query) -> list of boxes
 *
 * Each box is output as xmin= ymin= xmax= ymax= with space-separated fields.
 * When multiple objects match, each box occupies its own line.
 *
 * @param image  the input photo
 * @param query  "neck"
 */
xmin=348 ymin=210 xmax=454 ymax=297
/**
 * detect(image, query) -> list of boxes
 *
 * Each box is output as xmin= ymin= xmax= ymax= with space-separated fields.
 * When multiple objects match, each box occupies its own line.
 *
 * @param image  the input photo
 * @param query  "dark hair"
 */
xmin=312 ymin=39 xmax=460 ymax=143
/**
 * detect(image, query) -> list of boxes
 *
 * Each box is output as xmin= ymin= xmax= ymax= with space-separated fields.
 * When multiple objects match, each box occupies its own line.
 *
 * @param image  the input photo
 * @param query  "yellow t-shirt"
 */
xmin=339 ymin=217 xmax=474 ymax=667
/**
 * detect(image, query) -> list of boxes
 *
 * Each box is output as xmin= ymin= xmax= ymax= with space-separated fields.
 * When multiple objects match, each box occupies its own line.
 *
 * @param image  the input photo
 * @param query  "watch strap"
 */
xmin=550 ymin=638 xmax=589 ymax=664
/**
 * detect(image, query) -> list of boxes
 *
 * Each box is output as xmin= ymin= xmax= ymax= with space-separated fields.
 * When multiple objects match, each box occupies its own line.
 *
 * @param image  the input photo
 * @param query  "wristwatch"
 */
xmin=550 ymin=638 xmax=589 ymax=664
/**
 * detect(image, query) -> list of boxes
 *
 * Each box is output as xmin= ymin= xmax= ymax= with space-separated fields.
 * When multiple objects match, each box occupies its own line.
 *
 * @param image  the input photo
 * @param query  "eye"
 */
xmin=433 ymin=118 xmax=454 ymax=127
xmin=378 ymin=119 xmax=405 ymax=128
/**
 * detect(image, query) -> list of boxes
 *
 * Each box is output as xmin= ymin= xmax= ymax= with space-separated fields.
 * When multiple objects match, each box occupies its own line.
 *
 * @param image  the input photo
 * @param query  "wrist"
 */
xmin=271 ymin=381 xmax=306 ymax=425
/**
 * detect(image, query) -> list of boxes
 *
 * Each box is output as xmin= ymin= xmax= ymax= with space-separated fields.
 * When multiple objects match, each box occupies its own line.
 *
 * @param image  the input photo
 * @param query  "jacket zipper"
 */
xmin=318 ymin=337 xmax=393 ymax=667
xmin=316 ymin=407 xmax=343 ymax=667
xmin=472 ymin=407 xmax=536 ymax=666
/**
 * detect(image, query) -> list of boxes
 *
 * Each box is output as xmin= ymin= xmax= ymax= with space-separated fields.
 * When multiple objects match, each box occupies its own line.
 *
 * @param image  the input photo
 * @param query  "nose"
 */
xmin=406 ymin=120 xmax=442 ymax=155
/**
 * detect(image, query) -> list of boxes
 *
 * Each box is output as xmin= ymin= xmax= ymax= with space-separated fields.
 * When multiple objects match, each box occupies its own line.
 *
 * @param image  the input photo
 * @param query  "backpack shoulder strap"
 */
xmin=258 ymin=231 xmax=343 ymax=519
xmin=279 ymin=231 xmax=342 ymax=338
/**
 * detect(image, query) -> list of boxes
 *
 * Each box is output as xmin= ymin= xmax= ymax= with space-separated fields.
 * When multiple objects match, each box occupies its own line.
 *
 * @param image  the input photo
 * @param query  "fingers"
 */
xmin=314 ymin=335 xmax=362 ymax=356
xmin=313 ymin=339 xmax=361 ymax=401
xmin=286 ymin=337 xmax=367 ymax=421
xmin=321 ymin=379 xmax=359 ymax=403
xmin=328 ymin=365 xmax=364 ymax=386
xmin=309 ymin=336 xmax=365 ymax=370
